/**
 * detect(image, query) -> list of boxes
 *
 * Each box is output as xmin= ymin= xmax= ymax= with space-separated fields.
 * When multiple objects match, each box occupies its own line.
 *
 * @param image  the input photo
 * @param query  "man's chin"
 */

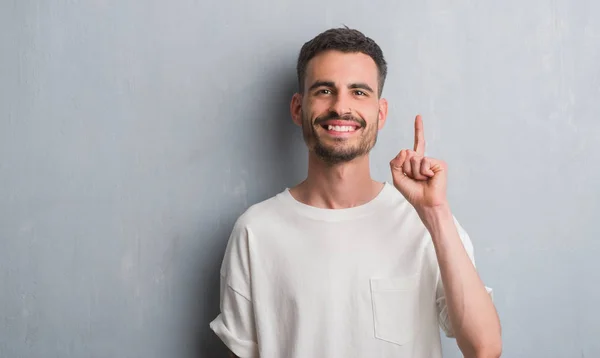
xmin=313 ymin=147 xmax=365 ymax=164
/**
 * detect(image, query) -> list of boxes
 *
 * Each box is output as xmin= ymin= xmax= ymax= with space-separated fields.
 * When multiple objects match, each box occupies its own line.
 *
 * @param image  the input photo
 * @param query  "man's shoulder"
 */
xmin=233 ymin=191 xmax=287 ymax=230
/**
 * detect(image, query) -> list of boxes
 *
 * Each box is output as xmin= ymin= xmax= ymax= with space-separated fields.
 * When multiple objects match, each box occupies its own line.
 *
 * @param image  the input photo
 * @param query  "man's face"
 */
xmin=292 ymin=50 xmax=387 ymax=165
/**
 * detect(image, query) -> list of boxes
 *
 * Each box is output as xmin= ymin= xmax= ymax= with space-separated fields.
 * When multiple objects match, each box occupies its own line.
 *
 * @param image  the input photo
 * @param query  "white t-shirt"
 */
xmin=210 ymin=182 xmax=490 ymax=358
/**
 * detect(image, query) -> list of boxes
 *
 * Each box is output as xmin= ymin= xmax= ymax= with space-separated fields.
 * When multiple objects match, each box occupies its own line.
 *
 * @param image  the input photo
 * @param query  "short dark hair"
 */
xmin=296 ymin=27 xmax=387 ymax=97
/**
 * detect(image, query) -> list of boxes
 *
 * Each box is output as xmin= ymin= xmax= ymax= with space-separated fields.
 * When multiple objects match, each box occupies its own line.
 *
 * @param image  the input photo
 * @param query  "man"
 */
xmin=210 ymin=27 xmax=502 ymax=358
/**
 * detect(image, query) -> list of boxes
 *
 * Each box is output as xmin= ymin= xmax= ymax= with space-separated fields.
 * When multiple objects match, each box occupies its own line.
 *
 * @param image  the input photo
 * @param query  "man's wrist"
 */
xmin=417 ymin=203 xmax=454 ymax=238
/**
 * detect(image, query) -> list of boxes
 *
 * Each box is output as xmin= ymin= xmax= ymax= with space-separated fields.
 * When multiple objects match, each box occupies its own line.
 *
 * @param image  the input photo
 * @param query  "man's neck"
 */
xmin=289 ymin=152 xmax=384 ymax=209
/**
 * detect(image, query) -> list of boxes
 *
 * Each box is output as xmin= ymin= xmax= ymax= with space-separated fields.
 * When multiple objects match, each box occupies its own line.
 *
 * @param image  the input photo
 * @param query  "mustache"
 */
xmin=314 ymin=111 xmax=366 ymax=127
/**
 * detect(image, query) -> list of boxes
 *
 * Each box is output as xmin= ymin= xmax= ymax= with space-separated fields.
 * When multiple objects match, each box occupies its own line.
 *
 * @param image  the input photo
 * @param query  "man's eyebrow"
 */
xmin=348 ymin=83 xmax=375 ymax=93
xmin=308 ymin=80 xmax=335 ymax=91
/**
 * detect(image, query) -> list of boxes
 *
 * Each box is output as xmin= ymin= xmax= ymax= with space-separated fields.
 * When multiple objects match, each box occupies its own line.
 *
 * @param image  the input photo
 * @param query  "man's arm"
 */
xmin=390 ymin=114 xmax=501 ymax=357
xmin=421 ymin=205 xmax=501 ymax=358
xmin=210 ymin=223 xmax=259 ymax=358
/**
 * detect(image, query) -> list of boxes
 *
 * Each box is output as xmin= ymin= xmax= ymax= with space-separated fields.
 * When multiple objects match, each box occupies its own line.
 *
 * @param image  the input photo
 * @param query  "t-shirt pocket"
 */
xmin=369 ymin=275 xmax=419 ymax=345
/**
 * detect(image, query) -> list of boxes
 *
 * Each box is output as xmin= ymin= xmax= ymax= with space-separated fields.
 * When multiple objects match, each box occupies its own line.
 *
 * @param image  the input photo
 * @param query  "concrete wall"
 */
xmin=1 ymin=1 xmax=599 ymax=357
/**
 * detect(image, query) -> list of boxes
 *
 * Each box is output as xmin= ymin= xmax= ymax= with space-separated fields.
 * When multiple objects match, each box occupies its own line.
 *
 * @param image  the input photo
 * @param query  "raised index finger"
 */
xmin=413 ymin=114 xmax=425 ymax=155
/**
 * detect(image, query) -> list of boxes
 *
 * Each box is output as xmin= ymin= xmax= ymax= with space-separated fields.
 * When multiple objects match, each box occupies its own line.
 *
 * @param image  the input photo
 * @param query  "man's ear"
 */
xmin=290 ymin=93 xmax=303 ymax=127
xmin=377 ymin=97 xmax=388 ymax=130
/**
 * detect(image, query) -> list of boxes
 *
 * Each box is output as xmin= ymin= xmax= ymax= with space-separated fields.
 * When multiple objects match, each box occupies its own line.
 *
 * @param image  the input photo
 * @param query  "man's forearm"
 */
xmin=419 ymin=205 xmax=501 ymax=358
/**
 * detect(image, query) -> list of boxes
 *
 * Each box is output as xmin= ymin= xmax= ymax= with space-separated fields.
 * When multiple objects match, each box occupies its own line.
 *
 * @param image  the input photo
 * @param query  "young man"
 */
xmin=210 ymin=28 xmax=502 ymax=358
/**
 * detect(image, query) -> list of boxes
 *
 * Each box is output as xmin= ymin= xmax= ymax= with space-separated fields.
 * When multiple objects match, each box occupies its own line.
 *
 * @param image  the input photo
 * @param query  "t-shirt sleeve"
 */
xmin=435 ymin=217 xmax=494 ymax=338
xmin=209 ymin=222 xmax=259 ymax=358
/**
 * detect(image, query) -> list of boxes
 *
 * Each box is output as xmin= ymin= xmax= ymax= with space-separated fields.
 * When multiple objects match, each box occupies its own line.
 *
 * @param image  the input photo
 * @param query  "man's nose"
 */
xmin=330 ymin=93 xmax=352 ymax=116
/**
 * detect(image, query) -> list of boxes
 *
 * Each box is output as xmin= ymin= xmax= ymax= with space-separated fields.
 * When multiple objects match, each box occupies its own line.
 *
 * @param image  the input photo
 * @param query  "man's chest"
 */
xmin=249 ymin=220 xmax=439 ymax=300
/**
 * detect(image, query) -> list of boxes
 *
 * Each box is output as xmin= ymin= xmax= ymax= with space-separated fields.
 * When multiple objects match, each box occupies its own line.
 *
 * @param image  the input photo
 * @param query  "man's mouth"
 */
xmin=317 ymin=120 xmax=362 ymax=134
xmin=322 ymin=124 xmax=357 ymax=132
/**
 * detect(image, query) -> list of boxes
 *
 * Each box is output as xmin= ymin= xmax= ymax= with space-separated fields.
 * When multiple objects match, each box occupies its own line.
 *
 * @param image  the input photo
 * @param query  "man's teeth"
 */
xmin=327 ymin=125 xmax=356 ymax=132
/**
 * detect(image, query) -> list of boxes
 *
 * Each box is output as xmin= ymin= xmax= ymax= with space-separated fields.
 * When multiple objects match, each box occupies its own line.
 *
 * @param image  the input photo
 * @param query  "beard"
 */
xmin=301 ymin=110 xmax=378 ymax=165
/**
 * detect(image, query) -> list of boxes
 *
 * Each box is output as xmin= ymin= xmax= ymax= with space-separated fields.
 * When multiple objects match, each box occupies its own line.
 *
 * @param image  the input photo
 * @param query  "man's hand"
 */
xmin=390 ymin=114 xmax=448 ymax=213
xmin=391 ymin=116 xmax=502 ymax=357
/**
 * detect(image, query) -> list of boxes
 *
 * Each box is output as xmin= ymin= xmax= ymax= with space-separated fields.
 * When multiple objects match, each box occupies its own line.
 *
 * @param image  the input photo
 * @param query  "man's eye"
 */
xmin=355 ymin=90 xmax=366 ymax=96
xmin=318 ymin=89 xmax=332 ymax=95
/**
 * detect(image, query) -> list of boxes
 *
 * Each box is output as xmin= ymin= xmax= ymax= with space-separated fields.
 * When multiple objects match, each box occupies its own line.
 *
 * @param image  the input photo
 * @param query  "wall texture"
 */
xmin=1 ymin=1 xmax=599 ymax=357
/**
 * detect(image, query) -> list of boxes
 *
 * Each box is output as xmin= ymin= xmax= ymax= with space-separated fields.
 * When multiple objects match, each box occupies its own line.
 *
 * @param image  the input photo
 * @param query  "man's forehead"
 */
xmin=305 ymin=51 xmax=379 ymax=84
